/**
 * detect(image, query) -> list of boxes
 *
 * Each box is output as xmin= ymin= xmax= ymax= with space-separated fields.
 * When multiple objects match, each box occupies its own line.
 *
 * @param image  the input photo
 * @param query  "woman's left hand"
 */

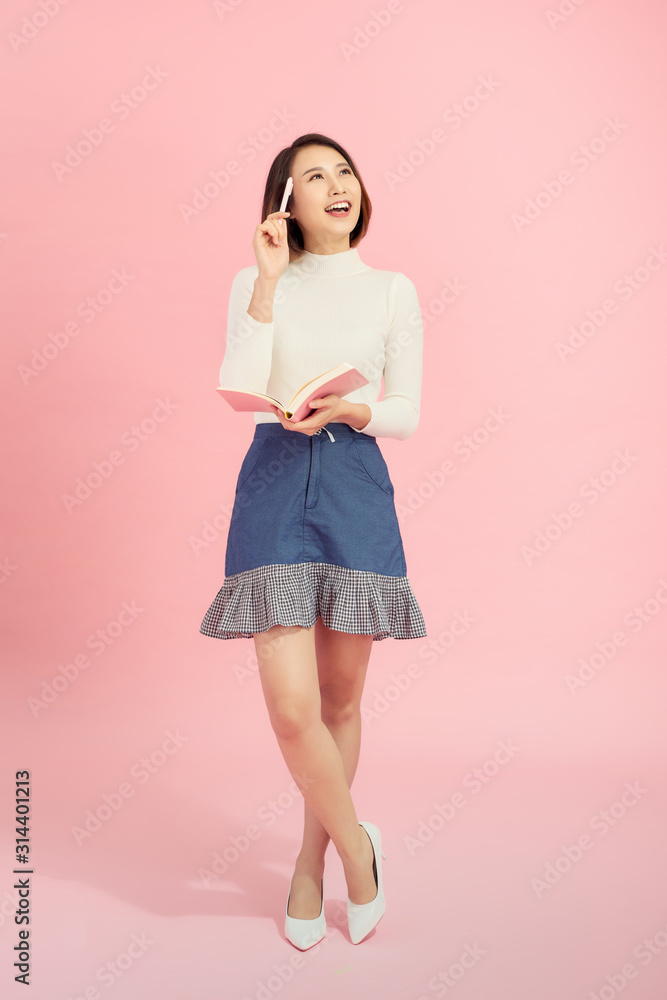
xmin=270 ymin=394 xmax=342 ymax=436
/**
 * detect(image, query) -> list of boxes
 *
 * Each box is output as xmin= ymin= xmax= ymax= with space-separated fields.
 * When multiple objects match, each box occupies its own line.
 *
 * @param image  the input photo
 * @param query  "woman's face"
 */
xmin=287 ymin=145 xmax=361 ymax=250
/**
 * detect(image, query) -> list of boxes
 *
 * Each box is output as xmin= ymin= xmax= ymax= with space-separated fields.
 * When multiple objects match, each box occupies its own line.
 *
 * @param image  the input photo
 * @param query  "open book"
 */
xmin=217 ymin=362 xmax=369 ymax=422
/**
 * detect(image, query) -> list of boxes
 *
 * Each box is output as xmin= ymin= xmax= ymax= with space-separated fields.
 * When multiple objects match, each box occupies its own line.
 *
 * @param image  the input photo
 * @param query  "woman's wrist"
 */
xmin=247 ymin=276 xmax=278 ymax=323
xmin=337 ymin=399 xmax=372 ymax=430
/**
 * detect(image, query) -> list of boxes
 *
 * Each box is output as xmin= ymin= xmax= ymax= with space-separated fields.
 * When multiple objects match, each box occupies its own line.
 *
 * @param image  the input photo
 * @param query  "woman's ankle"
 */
xmin=338 ymin=824 xmax=369 ymax=869
xmin=294 ymin=849 xmax=326 ymax=876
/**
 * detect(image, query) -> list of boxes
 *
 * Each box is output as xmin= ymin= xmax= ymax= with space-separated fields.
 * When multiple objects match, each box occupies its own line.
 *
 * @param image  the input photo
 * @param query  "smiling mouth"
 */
xmin=325 ymin=202 xmax=351 ymax=216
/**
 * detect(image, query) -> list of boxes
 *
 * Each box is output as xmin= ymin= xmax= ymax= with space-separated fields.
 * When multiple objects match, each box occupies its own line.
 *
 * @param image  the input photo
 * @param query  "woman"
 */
xmin=200 ymin=133 xmax=427 ymax=949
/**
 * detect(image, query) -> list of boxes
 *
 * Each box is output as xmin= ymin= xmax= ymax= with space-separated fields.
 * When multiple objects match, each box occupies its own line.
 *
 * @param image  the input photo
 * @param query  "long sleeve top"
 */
xmin=218 ymin=245 xmax=423 ymax=440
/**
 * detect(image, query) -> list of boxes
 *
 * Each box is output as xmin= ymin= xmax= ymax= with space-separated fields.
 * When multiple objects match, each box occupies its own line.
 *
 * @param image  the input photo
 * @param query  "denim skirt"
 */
xmin=199 ymin=421 xmax=427 ymax=641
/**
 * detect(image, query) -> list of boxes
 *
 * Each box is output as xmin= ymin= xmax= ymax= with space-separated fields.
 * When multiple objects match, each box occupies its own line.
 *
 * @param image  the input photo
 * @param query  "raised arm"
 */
xmin=218 ymin=267 xmax=277 ymax=393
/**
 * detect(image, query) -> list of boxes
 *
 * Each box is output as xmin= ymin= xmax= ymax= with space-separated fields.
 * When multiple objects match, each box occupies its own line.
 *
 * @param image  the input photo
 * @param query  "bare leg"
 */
xmin=289 ymin=618 xmax=374 ymax=916
xmin=253 ymin=622 xmax=377 ymax=919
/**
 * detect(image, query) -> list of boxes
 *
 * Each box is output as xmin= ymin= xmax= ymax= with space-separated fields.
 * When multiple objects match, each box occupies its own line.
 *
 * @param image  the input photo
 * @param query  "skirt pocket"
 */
xmin=351 ymin=437 xmax=395 ymax=497
xmin=234 ymin=438 xmax=270 ymax=496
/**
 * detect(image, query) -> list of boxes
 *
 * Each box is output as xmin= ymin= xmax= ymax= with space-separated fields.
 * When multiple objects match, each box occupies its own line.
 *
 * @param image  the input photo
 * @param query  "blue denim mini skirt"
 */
xmin=199 ymin=421 xmax=427 ymax=641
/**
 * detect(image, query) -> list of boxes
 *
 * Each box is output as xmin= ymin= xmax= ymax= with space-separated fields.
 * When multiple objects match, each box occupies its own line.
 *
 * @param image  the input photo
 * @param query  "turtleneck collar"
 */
xmin=290 ymin=246 xmax=368 ymax=277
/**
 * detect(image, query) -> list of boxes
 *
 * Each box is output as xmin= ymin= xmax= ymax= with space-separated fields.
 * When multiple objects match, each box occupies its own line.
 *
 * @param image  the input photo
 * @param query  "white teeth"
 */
xmin=326 ymin=202 xmax=350 ymax=212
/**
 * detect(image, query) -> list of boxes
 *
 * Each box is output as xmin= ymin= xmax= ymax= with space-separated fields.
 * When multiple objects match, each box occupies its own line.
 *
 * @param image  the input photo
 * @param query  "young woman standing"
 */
xmin=200 ymin=133 xmax=427 ymax=949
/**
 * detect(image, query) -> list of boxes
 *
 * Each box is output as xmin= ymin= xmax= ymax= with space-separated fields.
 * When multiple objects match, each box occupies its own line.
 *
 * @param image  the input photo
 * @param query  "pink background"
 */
xmin=3 ymin=0 xmax=667 ymax=997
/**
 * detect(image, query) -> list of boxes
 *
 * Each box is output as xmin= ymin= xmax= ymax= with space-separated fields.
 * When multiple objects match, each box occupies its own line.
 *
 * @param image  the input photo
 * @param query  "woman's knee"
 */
xmin=253 ymin=623 xmax=320 ymax=739
xmin=320 ymin=685 xmax=361 ymax=726
xmin=268 ymin=696 xmax=320 ymax=740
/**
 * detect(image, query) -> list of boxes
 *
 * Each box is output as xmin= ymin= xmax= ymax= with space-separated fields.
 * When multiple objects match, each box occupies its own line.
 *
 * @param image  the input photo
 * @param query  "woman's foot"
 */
xmin=343 ymin=825 xmax=378 ymax=905
xmin=346 ymin=822 xmax=386 ymax=944
xmin=286 ymin=856 xmax=326 ymax=919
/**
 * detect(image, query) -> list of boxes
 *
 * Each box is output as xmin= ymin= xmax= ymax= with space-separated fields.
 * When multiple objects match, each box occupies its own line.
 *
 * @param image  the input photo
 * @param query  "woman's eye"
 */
xmin=309 ymin=168 xmax=352 ymax=180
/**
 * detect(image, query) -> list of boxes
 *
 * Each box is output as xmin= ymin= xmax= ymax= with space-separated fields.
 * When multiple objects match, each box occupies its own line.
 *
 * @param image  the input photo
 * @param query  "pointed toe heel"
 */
xmin=347 ymin=821 xmax=386 ymax=945
xmin=284 ymin=876 xmax=326 ymax=951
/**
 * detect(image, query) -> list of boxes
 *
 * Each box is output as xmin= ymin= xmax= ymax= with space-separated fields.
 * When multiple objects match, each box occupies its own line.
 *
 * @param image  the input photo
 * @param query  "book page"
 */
xmin=288 ymin=364 xmax=346 ymax=406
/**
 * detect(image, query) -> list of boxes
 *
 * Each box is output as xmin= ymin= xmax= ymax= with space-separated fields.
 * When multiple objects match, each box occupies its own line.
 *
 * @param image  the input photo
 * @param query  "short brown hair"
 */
xmin=261 ymin=133 xmax=372 ymax=262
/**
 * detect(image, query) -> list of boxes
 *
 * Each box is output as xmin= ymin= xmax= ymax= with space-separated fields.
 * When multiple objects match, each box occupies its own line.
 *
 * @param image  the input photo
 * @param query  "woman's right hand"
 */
xmin=252 ymin=211 xmax=291 ymax=281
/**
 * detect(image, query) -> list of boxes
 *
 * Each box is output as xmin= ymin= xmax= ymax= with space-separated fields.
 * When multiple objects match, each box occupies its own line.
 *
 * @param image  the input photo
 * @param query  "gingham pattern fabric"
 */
xmin=199 ymin=561 xmax=427 ymax=641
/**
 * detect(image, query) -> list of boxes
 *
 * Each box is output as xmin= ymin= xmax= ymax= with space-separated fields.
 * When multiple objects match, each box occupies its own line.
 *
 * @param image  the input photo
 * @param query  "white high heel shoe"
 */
xmin=347 ymin=821 xmax=387 ymax=944
xmin=284 ymin=875 xmax=326 ymax=950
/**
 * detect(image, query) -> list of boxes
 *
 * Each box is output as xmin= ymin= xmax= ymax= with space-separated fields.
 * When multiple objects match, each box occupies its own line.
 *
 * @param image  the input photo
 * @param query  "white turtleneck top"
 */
xmin=218 ymin=245 xmax=423 ymax=440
